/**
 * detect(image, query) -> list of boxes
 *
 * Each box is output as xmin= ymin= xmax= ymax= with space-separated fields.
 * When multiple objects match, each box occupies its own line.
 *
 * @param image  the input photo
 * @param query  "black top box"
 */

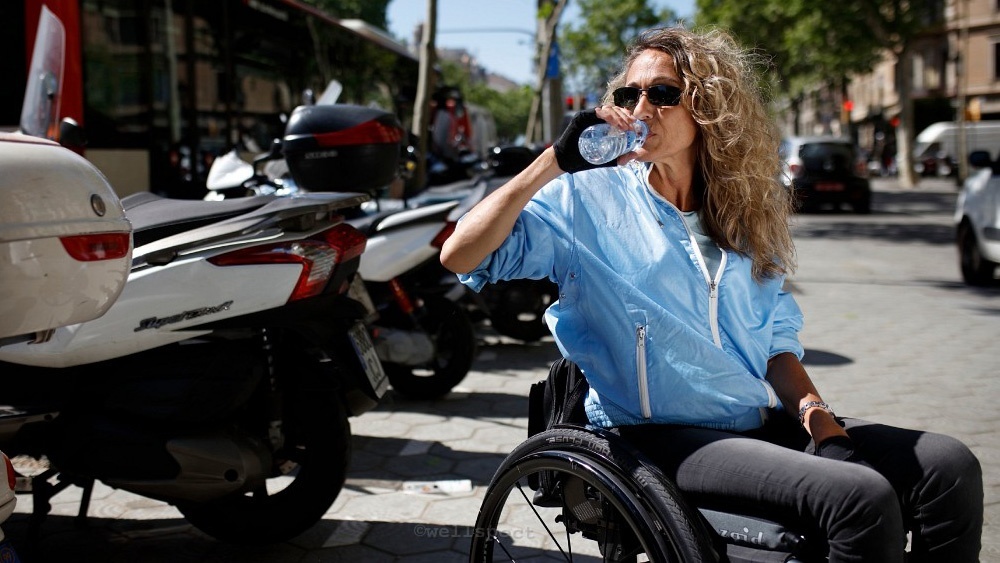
xmin=283 ymin=104 xmax=404 ymax=193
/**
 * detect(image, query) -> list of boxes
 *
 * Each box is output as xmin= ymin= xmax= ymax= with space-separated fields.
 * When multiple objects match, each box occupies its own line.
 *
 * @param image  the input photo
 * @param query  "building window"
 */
xmin=994 ymin=41 xmax=1000 ymax=81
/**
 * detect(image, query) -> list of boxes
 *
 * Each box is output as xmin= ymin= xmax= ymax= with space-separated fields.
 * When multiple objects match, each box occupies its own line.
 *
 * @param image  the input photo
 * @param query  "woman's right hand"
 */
xmin=553 ymin=107 xmax=643 ymax=173
xmin=552 ymin=108 xmax=618 ymax=173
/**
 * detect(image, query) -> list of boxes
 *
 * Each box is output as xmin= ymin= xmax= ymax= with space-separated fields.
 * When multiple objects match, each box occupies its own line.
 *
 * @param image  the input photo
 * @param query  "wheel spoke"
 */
xmin=513 ymin=480 xmax=571 ymax=562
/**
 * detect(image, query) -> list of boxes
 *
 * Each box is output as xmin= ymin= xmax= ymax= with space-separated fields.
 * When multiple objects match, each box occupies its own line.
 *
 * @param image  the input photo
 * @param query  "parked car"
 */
xmin=914 ymin=121 xmax=1000 ymax=177
xmin=779 ymin=136 xmax=872 ymax=213
xmin=955 ymin=151 xmax=1000 ymax=285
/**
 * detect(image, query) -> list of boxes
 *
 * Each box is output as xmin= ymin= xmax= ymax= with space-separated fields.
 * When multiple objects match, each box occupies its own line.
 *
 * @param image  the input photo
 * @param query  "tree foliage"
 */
xmin=696 ymin=0 xmax=880 ymax=104
xmin=439 ymin=59 xmax=534 ymax=143
xmin=560 ymin=0 xmax=677 ymax=96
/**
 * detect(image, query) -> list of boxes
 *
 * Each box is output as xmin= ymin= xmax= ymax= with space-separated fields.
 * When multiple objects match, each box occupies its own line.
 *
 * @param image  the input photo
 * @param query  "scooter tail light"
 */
xmin=431 ymin=221 xmax=457 ymax=250
xmin=60 ymin=232 xmax=131 ymax=261
xmin=320 ymin=223 xmax=367 ymax=262
xmin=208 ymin=240 xmax=336 ymax=302
xmin=3 ymin=453 xmax=14 ymax=491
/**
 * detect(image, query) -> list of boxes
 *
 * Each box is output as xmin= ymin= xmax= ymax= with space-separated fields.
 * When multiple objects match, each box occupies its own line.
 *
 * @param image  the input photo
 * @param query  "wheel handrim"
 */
xmin=471 ymin=453 xmax=675 ymax=562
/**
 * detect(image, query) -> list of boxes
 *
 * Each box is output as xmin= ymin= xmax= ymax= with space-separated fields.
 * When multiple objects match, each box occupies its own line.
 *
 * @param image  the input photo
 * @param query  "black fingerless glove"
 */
xmin=815 ymin=435 xmax=875 ymax=471
xmin=552 ymin=109 xmax=618 ymax=174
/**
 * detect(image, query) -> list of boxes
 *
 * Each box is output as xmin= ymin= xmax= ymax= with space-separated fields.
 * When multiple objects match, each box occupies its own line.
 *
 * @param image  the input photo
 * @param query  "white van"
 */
xmin=913 ymin=121 xmax=1000 ymax=176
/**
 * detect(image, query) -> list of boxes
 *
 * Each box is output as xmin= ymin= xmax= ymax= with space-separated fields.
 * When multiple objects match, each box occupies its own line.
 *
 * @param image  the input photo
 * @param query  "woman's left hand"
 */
xmin=815 ymin=435 xmax=876 ymax=470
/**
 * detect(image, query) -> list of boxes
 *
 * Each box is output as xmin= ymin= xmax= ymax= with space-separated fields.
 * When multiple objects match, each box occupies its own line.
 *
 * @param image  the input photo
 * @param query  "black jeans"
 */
xmin=618 ymin=415 xmax=983 ymax=562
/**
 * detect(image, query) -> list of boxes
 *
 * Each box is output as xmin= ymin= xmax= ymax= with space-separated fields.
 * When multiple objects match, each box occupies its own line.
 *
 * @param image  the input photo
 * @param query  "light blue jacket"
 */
xmin=459 ymin=163 xmax=804 ymax=431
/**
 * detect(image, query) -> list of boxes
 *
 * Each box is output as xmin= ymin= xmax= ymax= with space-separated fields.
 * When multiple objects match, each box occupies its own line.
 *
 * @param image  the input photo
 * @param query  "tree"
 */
xmin=697 ymin=0 xmax=881 ymax=135
xmin=697 ymin=0 xmax=945 ymax=187
xmin=560 ymin=0 xmax=677 ymax=99
xmin=830 ymin=0 xmax=946 ymax=187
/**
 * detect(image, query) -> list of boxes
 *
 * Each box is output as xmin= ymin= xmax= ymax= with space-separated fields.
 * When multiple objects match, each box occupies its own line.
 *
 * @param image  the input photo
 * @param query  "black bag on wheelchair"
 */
xmin=528 ymin=356 xmax=589 ymax=438
xmin=526 ymin=357 xmax=589 ymax=504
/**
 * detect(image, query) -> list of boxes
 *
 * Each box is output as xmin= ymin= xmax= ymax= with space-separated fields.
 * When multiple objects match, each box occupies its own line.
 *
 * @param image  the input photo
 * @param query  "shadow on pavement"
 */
xmin=348 ymin=434 xmax=508 ymax=488
xmin=3 ymin=513 xmax=486 ymax=563
xmin=792 ymin=221 xmax=955 ymax=245
xmin=373 ymin=388 xmax=529 ymax=419
xmin=802 ymin=348 xmax=853 ymax=366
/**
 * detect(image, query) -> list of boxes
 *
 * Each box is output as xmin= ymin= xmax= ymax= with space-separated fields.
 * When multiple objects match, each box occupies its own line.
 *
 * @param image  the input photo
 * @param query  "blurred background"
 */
xmin=2 ymin=0 xmax=995 ymax=198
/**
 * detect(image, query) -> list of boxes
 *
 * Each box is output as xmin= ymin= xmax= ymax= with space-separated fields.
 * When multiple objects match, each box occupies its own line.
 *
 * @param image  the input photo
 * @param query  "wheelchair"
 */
xmin=469 ymin=424 xmax=824 ymax=562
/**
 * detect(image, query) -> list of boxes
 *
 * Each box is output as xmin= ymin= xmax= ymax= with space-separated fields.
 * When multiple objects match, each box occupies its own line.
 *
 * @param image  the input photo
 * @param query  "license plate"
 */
xmin=815 ymin=182 xmax=844 ymax=192
xmin=348 ymin=322 xmax=387 ymax=396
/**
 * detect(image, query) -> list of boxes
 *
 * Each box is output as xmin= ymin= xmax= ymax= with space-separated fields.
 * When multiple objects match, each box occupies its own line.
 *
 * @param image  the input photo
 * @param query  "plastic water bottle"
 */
xmin=578 ymin=121 xmax=648 ymax=165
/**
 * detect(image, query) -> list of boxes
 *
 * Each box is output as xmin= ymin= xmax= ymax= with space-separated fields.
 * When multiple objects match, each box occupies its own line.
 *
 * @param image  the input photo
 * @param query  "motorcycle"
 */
xmin=205 ymin=106 xmax=480 ymax=400
xmin=0 ymin=21 xmax=397 ymax=543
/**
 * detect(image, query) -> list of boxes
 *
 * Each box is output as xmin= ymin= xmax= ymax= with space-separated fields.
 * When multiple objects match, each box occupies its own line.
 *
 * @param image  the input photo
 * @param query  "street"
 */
xmin=6 ymin=178 xmax=999 ymax=562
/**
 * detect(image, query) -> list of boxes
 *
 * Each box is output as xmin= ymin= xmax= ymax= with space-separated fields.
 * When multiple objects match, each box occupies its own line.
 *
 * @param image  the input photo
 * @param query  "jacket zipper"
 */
xmin=636 ymin=325 xmax=652 ymax=419
xmin=706 ymin=255 xmax=726 ymax=347
xmin=669 ymin=203 xmax=726 ymax=348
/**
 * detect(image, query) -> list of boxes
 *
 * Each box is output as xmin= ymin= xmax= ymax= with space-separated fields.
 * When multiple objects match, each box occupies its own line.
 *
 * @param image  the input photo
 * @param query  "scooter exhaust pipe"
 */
xmin=105 ymin=433 xmax=272 ymax=503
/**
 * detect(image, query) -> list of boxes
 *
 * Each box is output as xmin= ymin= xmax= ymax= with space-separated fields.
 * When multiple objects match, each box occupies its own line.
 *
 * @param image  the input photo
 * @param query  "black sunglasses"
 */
xmin=612 ymin=85 xmax=683 ymax=109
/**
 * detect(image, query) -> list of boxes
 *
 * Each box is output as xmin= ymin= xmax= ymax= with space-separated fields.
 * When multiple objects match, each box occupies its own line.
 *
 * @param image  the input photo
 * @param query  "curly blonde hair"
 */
xmin=602 ymin=27 xmax=796 ymax=281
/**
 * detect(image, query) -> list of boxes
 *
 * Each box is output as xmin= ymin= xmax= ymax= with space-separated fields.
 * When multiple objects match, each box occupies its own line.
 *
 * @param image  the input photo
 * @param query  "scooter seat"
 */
xmin=123 ymin=192 xmax=275 ymax=247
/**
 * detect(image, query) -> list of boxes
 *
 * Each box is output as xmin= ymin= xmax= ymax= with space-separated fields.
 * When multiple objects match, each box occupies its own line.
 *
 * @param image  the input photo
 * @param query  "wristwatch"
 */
xmin=797 ymin=401 xmax=835 ymax=426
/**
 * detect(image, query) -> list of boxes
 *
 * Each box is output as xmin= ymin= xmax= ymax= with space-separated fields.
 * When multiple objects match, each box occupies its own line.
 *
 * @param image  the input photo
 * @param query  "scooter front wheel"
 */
xmin=484 ymin=279 xmax=558 ymax=343
xmin=384 ymin=295 xmax=477 ymax=400
xmin=177 ymin=357 xmax=351 ymax=544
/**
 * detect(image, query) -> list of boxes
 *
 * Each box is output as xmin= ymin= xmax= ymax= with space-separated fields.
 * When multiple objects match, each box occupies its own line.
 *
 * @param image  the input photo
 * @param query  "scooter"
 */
xmin=0 ymin=9 xmax=107 ymax=560
xmin=205 ymin=110 xmax=479 ymax=400
xmin=350 ymin=198 xmax=477 ymax=399
xmin=0 ymin=186 xmax=387 ymax=545
xmin=0 ymin=39 xmax=398 ymax=543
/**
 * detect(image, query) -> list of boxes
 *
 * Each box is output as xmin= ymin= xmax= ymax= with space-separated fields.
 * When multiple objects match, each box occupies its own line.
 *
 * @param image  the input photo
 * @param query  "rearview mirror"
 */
xmin=59 ymin=117 xmax=86 ymax=150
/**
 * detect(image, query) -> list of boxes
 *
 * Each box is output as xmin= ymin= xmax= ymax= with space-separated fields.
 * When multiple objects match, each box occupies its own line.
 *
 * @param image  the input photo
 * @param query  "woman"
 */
xmin=440 ymin=27 xmax=982 ymax=561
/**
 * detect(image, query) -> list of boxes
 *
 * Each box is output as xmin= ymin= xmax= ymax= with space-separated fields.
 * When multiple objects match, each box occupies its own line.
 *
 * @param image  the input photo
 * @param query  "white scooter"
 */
xmin=205 ymin=112 xmax=480 ymax=400
xmin=0 ymin=9 xmax=123 ymax=561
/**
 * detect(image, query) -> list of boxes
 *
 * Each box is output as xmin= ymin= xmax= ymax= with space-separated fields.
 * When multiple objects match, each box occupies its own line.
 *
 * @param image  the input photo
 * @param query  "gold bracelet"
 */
xmin=797 ymin=400 xmax=834 ymax=426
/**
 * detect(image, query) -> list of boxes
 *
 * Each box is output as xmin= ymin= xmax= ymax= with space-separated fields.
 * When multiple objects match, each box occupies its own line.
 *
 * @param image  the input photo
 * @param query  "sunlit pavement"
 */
xmin=5 ymin=176 xmax=999 ymax=562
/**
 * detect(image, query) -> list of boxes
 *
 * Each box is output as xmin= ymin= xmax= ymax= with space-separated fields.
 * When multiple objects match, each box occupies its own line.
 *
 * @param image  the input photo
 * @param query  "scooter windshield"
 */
xmin=19 ymin=5 xmax=66 ymax=140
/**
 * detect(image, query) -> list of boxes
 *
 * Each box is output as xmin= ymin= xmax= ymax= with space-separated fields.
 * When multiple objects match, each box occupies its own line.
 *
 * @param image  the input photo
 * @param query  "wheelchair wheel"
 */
xmin=470 ymin=427 xmax=717 ymax=562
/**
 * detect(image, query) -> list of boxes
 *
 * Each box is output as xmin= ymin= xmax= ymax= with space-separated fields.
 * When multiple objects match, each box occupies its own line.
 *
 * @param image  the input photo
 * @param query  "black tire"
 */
xmin=385 ymin=296 xmax=477 ymax=399
xmin=852 ymin=195 xmax=871 ymax=214
xmin=485 ymin=279 xmax=558 ymax=342
xmin=470 ymin=427 xmax=717 ymax=562
xmin=959 ymin=223 xmax=998 ymax=286
xmin=178 ymin=363 xmax=351 ymax=544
